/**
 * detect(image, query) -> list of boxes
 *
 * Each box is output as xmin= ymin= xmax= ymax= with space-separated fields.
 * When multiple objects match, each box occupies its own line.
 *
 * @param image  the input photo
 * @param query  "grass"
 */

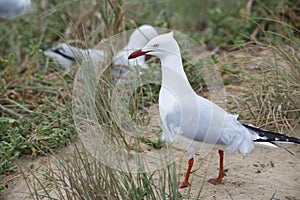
xmin=217 ymin=18 xmax=300 ymax=133
xmin=0 ymin=0 xmax=299 ymax=199
xmin=0 ymin=62 xmax=76 ymax=195
xmin=224 ymin=47 xmax=300 ymax=133
xmin=23 ymin=143 xmax=198 ymax=200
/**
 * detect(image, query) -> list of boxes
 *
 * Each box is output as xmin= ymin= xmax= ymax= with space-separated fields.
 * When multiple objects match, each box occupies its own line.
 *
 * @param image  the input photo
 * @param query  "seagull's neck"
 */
xmin=160 ymin=54 xmax=194 ymax=95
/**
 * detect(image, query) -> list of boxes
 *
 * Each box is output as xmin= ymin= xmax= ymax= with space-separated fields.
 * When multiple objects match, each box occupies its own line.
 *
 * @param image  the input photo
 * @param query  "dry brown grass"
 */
xmin=218 ymin=44 xmax=300 ymax=135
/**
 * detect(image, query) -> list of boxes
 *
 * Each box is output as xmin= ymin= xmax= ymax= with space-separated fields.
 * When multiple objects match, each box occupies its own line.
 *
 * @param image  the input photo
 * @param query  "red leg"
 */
xmin=208 ymin=150 xmax=226 ymax=185
xmin=179 ymin=157 xmax=194 ymax=188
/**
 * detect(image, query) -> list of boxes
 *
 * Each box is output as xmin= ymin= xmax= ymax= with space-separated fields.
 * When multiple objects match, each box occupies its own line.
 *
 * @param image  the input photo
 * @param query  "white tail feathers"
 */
xmin=254 ymin=141 xmax=278 ymax=148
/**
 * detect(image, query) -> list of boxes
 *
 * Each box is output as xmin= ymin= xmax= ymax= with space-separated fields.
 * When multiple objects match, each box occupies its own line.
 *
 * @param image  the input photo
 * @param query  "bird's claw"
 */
xmin=179 ymin=182 xmax=189 ymax=188
xmin=208 ymin=173 xmax=226 ymax=185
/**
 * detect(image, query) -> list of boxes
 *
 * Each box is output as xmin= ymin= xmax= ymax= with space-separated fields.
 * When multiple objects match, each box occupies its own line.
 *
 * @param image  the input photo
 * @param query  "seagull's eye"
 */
xmin=153 ymin=44 xmax=159 ymax=48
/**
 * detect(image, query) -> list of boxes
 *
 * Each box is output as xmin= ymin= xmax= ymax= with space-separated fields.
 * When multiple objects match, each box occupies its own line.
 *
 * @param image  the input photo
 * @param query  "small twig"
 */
xmin=191 ymin=158 xmax=202 ymax=173
xmin=269 ymin=189 xmax=278 ymax=200
xmin=251 ymin=22 xmax=266 ymax=41
xmin=225 ymin=188 xmax=234 ymax=200
xmin=5 ymin=98 xmax=34 ymax=114
xmin=0 ymin=103 xmax=22 ymax=118
xmin=245 ymin=0 xmax=254 ymax=18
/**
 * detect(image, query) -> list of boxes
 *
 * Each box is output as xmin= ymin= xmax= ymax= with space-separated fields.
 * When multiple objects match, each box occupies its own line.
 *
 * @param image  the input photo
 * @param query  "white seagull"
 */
xmin=128 ymin=32 xmax=300 ymax=188
xmin=44 ymin=43 xmax=104 ymax=71
xmin=0 ymin=0 xmax=31 ymax=19
xmin=44 ymin=25 xmax=158 ymax=74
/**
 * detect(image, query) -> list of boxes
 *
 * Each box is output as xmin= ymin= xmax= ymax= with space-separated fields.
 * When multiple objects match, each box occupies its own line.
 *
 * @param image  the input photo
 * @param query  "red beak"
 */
xmin=128 ymin=49 xmax=152 ymax=59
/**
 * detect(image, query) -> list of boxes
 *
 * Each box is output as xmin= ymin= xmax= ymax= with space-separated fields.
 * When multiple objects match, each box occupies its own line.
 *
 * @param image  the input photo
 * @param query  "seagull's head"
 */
xmin=128 ymin=32 xmax=180 ymax=60
xmin=126 ymin=25 xmax=158 ymax=50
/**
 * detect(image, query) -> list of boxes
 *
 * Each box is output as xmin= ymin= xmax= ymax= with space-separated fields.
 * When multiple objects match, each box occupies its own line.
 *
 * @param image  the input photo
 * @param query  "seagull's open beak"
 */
xmin=128 ymin=49 xmax=152 ymax=59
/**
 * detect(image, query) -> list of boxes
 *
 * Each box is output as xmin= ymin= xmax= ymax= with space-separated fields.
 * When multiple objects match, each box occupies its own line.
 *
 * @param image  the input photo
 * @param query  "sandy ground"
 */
xmin=187 ymin=145 xmax=300 ymax=199
xmin=1 ymin=141 xmax=299 ymax=200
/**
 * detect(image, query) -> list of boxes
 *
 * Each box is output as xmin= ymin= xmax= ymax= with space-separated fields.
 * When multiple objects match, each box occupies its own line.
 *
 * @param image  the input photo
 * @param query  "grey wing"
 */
xmin=160 ymin=106 xmax=182 ymax=142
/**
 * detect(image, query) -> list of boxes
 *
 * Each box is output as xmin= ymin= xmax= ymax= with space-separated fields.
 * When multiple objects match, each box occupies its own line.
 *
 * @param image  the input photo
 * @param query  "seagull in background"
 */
xmin=44 ymin=43 xmax=104 ymax=71
xmin=44 ymin=25 xmax=158 ymax=75
xmin=0 ymin=0 xmax=31 ymax=19
xmin=128 ymin=32 xmax=300 ymax=188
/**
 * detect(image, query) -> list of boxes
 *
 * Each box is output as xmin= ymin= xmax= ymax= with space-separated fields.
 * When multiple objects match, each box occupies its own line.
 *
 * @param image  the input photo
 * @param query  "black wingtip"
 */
xmin=242 ymin=123 xmax=300 ymax=144
xmin=51 ymin=46 xmax=76 ymax=61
